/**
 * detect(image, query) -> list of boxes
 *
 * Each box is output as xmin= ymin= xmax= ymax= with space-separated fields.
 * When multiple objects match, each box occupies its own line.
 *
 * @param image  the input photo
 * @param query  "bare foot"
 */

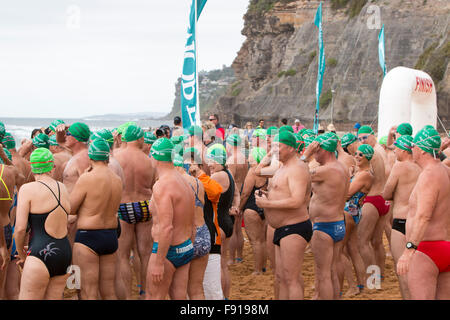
xmin=344 ymin=287 xmax=361 ymax=297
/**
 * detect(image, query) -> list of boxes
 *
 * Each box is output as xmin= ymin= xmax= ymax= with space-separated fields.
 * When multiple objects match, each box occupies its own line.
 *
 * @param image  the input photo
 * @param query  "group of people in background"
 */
xmin=0 ymin=115 xmax=449 ymax=300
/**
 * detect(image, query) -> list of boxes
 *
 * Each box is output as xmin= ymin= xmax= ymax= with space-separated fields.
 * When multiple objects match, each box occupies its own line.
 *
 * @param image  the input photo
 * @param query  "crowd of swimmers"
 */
xmin=0 ymin=116 xmax=449 ymax=300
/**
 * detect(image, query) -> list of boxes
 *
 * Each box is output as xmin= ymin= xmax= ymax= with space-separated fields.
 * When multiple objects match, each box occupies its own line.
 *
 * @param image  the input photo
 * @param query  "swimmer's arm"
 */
xmin=14 ymin=169 xmax=25 ymax=191
xmin=152 ymin=184 xmax=174 ymax=266
xmin=69 ymin=175 xmax=87 ymax=215
xmin=14 ymin=186 xmax=31 ymax=261
xmin=347 ymin=172 xmax=369 ymax=199
xmin=407 ymin=176 xmax=438 ymax=245
xmin=310 ymin=165 xmax=326 ymax=183
xmin=386 ymin=126 xmax=397 ymax=147
xmin=382 ymin=163 xmax=399 ymax=201
xmin=17 ymin=140 xmax=32 ymax=159
xmin=255 ymin=155 xmax=279 ymax=178
xmin=231 ymin=182 xmax=240 ymax=214
xmin=239 ymin=170 xmax=255 ymax=212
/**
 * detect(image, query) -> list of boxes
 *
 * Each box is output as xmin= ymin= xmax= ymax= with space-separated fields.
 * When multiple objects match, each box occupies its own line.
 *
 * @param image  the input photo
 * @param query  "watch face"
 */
xmin=406 ymin=243 xmax=412 ymax=248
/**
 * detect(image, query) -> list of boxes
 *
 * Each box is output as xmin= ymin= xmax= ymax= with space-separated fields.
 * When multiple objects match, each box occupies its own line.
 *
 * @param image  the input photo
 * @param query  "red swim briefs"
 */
xmin=363 ymin=195 xmax=390 ymax=217
xmin=417 ymin=241 xmax=450 ymax=273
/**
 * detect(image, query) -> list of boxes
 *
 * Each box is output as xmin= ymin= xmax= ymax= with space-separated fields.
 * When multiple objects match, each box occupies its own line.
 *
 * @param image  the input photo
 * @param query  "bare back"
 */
xmin=21 ymin=179 xmax=70 ymax=239
xmin=152 ymin=170 xmax=195 ymax=245
xmin=310 ymin=160 xmax=349 ymax=223
xmin=72 ymin=166 xmax=123 ymax=230
xmin=389 ymin=160 xmax=421 ymax=220
xmin=181 ymin=172 xmax=205 ymax=227
xmin=115 ymin=145 xmax=155 ymax=203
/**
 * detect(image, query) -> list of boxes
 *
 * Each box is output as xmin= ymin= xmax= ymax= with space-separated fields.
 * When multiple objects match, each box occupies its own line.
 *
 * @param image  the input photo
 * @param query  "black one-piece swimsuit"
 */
xmin=27 ymin=181 xmax=72 ymax=278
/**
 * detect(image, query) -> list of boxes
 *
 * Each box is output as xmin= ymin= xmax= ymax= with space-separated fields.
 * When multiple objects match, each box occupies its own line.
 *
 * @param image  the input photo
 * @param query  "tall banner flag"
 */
xmin=181 ymin=0 xmax=208 ymax=130
xmin=378 ymin=24 xmax=387 ymax=77
xmin=313 ymin=2 xmax=325 ymax=134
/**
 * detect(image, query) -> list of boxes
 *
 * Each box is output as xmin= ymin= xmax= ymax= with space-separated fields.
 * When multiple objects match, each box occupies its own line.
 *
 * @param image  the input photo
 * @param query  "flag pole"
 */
xmin=194 ymin=0 xmax=201 ymax=126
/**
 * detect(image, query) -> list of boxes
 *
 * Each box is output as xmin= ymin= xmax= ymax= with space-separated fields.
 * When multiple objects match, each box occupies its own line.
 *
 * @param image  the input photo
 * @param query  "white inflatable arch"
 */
xmin=378 ymin=66 xmax=437 ymax=138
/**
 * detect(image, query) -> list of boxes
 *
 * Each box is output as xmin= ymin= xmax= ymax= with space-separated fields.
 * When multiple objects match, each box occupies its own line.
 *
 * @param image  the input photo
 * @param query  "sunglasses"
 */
xmin=209 ymin=118 xmax=216 ymax=121
xmin=66 ymin=131 xmax=72 ymax=137
xmin=354 ymin=152 xmax=364 ymax=157
xmin=358 ymin=135 xmax=369 ymax=142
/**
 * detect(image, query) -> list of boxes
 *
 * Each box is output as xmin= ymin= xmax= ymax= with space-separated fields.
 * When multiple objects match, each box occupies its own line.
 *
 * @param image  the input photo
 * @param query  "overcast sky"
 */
xmin=0 ymin=0 xmax=248 ymax=118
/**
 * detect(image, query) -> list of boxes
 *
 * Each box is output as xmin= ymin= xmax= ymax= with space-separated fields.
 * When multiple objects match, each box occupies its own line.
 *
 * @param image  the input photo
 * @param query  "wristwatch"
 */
xmin=406 ymin=242 xmax=417 ymax=250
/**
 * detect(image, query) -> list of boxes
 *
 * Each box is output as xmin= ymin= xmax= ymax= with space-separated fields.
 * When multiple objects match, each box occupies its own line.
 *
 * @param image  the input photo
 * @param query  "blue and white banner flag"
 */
xmin=181 ymin=0 xmax=207 ymax=130
xmin=313 ymin=2 xmax=325 ymax=134
xmin=378 ymin=24 xmax=387 ymax=77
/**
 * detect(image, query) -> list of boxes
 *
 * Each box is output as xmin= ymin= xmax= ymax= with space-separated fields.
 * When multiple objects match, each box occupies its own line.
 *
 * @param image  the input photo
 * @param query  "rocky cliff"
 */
xmin=210 ymin=0 xmax=450 ymax=128
xmin=166 ymin=66 xmax=235 ymax=120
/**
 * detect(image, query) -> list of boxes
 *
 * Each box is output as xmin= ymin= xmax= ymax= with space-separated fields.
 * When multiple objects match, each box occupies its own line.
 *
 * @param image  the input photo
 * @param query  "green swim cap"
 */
xmin=49 ymin=135 xmax=59 ymax=147
xmin=301 ymin=129 xmax=316 ymax=139
xmin=144 ymin=132 xmax=157 ymax=145
xmin=0 ymin=122 xmax=5 ymax=140
xmin=251 ymin=147 xmax=267 ymax=164
xmin=206 ymin=144 xmax=227 ymax=165
xmin=396 ymin=123 xmax=413 ymax=136
xmin=315 ymin=132 xmax=338 ymax=152
xmin=266 ymin=126 xmax=278 ymax=136
xmin=49 ymin=119 xmax=65 ymax=133
xmin=150 ymin=137 xmax=174 ymax=162
xmin=170 ymin=135 xmax=184 ymax=145
xmin=252 ymin=129 xmax=267 ymax=140
xmin=379 ymin=136 xmax=388 ymax=146
xmin=117 ymin=122 xmax=137 ymax=141
xmin=90 ymin=129 xmax=114 ymax=149
xmin=68 ymin=122 xmax=91 ymax=142
xmin=295 ymin=134 xmax=305 ymax=153
xmin=357 ymin=125 xmax=374 ymax=136
xmin=32 ymin=133 xmax=50 ymax=149
xmin=298 ymin=128 xmax=307 ymax=136
xmin=413 ymin=126 xmax=441 ymax=156
xmin=2 ymin=132 xmax=15 ymax=150
xmin=394 ymin=135 xmax=413 ymax=153
xmin=30 ymin=148 xmax=54 ymax=174
xmin=2 ymin=148 xmax=12 ymax=161
xmin=88 ymin=138 xmax=110 ymax=161
xmin=188 ymin=125 xmax=203 ymax=138
xmin=226 ymin=134 xmax=242 ymax=147
xmin=273 ymin=131 xmax=297 ymax=149
xmin=124 ymin=124 xmax=144 ymax=142
xmin=279 ymin=125 xmax=294 ymax=133
xmin=172 ymin=154 xmax=184 ymax=167
xmin=341 ymin=133 xmax=357 ymax=148
xmin=358 ymin=144 xmax=374 ymax=161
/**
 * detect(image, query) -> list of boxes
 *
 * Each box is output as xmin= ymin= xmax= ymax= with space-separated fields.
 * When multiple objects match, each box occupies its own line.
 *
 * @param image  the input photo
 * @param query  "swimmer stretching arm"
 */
xmin=397 ymin=175 xmax=438 ymax=276
xmin=255 ymin=151 xmax=279 ymax=177
xmin=386 ymin=126 xmax=397 ymax=148
xmin=255 ymin=166 xmax=308 ymax=210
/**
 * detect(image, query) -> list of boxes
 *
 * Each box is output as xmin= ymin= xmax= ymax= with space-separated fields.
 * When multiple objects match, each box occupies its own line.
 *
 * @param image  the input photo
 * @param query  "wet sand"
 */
xmin=64 ymin=229 xmax=401 ymax=300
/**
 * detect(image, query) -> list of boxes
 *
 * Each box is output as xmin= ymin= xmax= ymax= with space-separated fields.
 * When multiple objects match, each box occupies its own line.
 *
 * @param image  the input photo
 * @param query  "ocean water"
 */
xmin=0 ymin=117 xmax=169 ymax=146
